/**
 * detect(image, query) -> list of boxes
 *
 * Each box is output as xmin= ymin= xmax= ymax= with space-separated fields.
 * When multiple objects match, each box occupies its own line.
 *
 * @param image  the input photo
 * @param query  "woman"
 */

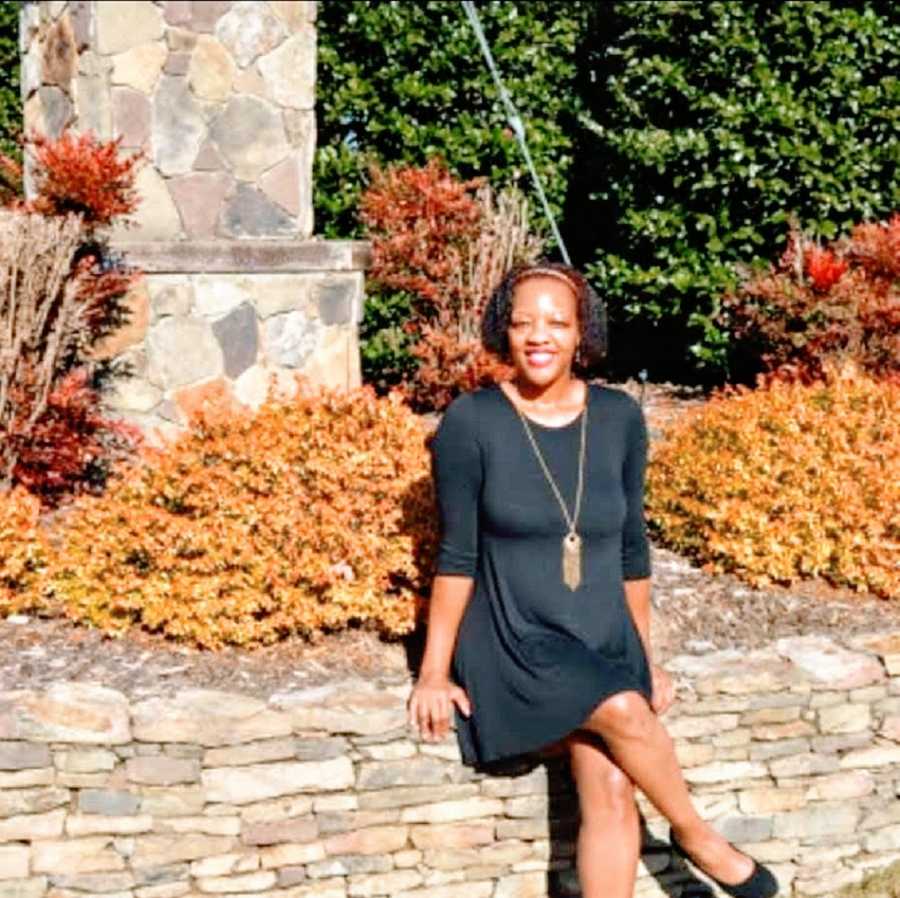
xmin=406 ymin=262 xmax=779 ymax=898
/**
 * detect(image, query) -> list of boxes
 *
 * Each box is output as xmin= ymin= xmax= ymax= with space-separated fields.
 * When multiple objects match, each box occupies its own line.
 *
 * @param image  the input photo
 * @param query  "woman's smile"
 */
xmin=506 ymin=275 xmax=581 ymax=389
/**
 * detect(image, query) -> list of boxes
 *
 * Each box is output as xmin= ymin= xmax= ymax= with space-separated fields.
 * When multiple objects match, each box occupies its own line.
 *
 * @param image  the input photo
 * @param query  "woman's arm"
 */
xmin=621 ymin=398 xmax=656 ymax=666
xmin=620 ymin=399 xmax=675 ymax=713
xmin=409 ymin=394 xmax=482 ymax=740
xmin=418 ymin=573 xmax=475 ymax=680
xmin=624 ymin=576 xmax=653 ymax=665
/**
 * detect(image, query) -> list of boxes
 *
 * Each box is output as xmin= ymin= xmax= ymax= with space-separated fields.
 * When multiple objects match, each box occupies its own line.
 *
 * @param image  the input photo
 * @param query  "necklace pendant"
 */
xmin=562 ymin=530 xmax=582 ymax=591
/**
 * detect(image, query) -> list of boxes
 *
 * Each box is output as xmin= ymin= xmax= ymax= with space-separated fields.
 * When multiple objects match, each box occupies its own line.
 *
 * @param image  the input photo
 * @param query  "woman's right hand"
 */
xmin=407 ymin=673 xmax=472 ymax=742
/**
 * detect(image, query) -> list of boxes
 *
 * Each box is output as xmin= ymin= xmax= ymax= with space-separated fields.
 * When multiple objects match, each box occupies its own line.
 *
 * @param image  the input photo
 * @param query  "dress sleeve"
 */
xmin=621 ymin=398 xmax=652 ymax=580
xmin=429 ymin=393 xmax=483 ymax=577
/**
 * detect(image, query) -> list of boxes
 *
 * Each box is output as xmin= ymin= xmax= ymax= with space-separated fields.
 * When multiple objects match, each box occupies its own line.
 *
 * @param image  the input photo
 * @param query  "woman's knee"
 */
xmin=568 ymin=735 xmax=637 ymax=821
xmin=583 ymin=690 xmax=654 ymax=741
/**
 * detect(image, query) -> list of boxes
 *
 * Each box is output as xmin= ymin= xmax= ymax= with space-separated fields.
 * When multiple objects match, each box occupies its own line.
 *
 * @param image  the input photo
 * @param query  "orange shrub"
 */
xmin=0 ymin=487 xmax=48 ymax=614
xmin=38 ymin=379 xmax=439 ymax=649
xmin=646 ymin=360 xmax=899 ymax=599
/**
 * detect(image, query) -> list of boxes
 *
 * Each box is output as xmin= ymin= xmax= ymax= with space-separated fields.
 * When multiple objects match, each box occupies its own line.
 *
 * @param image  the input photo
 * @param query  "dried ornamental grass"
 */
xmin=646 ymin=361 xmax=899 ymax=599
xmin=38 ymin=382 xmax=439 ymax=650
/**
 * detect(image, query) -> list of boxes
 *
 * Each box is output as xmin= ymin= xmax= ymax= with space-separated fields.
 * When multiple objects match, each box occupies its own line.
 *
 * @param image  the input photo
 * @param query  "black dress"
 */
xmin=429 ymin=381 xmax=654 ymax=767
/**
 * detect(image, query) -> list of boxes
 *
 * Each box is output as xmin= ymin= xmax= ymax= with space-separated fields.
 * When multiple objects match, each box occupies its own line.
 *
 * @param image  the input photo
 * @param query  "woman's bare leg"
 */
xmin=578 ymin=690 xmax=755 ymax=886
xmin=566 ymin=732 xmax=640 ymax=898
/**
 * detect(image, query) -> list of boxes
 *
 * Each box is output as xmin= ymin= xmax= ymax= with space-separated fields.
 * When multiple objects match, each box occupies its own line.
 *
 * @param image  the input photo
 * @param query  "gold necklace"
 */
xmin=511 ymin=386 xmax=588 ymax=591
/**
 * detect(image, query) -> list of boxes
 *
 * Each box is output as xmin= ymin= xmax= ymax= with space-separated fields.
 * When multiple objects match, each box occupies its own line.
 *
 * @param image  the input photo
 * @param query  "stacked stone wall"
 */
xmin=2 ymin=631 xmax=900 ymax=898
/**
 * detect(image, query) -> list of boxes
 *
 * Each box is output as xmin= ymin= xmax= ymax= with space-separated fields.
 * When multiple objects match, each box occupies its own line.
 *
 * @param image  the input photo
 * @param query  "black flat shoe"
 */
xmin=669 ymin=826 xmax=780 ymax=898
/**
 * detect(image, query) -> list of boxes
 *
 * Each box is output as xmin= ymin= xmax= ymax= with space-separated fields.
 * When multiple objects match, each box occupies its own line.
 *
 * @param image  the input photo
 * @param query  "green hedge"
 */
xmin=315 ymin=0 xmax=585 ymax=239
xmin=0 ymin=0 xmax=21 ymax=160
xmin=576 ymin=1 xmax=900 ymax=374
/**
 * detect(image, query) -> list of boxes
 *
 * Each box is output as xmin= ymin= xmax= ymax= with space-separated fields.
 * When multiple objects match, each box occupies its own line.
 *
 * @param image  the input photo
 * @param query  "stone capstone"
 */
xmin=131 ymin=690 xmax=292 ymax=746
xmin=775 ymin=635 xmax=885 ymax=689
xmin=258 ymin=29 xmax=316 ymax=110
xmin=0 ymin=683 xmax=131 ymax=745
xmin=209 ymin=95 xmax=290 ymax=181
xmin=146 ymin=316 xmax=224 ymax=388
xmin=212 ymin=301 xmax=259 ymax=378
xmin=214 ymin=1 xmax=286 ymax=68
xmin=220 ymin=183 xmax=294 ymax=237
xmin=271 ymin=683 xmax=408 ymax=737
xmin=152 ymin=75 xmax=207 ymax=176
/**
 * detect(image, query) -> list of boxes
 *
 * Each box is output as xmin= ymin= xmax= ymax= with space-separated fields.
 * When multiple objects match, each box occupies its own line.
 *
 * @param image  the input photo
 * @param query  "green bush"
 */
xmin=0 ymin=0 xmax=21 ymax=161
xmin=576 ymin=1 xmax=900 ymax=375
xmin=315 ymin=0 xmax=585 ymax=239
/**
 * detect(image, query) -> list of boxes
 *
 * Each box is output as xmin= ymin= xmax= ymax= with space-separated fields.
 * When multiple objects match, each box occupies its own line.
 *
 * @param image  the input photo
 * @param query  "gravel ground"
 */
xmin=4 ymin=379 xmax=896 ymax=699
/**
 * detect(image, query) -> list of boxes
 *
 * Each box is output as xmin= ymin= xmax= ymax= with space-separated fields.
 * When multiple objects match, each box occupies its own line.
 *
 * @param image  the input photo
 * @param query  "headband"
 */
xmin=511 ymin=266 xmax=582 ymax=298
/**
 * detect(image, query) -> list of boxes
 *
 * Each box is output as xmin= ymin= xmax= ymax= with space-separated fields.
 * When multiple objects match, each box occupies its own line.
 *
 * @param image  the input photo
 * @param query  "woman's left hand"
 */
xmin=650 ymin=663 xmax=675 ymax=715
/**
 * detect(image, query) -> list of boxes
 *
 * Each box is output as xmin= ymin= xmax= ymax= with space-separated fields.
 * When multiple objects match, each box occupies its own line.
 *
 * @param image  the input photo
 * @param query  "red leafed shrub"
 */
xmin=361 ymin=160 xmax=543 ymax=411
xmin=720 ymin=216 xmax=900 ymax=384
xmin=12 ymin=368 xmax=143 ymax=505
xmin=0 ymin=152 xmax=22 ymax=206
xmin=1 ymin=131 xmax=145 ymax=504
xmin=24 ymin=131 xmax=144 ymax=228
xmin=360 ymin=157 xmax=483 ymax=307
xmin=804 ymin=245 xmax=848 ymax=292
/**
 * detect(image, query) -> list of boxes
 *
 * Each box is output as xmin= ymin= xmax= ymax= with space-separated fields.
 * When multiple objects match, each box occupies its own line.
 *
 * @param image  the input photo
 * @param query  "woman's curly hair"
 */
xmin=480 ymin=260 xmax=608 ymax=376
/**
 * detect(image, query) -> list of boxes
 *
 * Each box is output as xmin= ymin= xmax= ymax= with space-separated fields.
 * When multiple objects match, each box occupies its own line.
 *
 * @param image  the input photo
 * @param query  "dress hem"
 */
xmin=455 ymin=675 xmax=653 ymax=769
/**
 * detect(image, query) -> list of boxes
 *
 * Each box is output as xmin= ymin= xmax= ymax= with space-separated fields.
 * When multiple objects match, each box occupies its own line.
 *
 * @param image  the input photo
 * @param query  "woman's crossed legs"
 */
xmin=549 ymin=689 xmax=757 ymax=897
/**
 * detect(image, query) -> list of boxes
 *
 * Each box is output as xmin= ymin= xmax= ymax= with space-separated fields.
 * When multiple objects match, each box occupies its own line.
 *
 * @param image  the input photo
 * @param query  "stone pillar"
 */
xmin=20 ymin=1 xmax=369 ymax=444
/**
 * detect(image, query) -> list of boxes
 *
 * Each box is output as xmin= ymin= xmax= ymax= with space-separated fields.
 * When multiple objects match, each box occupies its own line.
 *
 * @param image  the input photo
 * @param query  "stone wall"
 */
xmin=2 ymin=631 xmax=900 ymax=898
xmin=19 ymin=1 xmax=369 ymax=439
xmin=87 ymin=241 xmax=368 ymax=445
xmin=20 ymin=0 xmax=317 ymax=241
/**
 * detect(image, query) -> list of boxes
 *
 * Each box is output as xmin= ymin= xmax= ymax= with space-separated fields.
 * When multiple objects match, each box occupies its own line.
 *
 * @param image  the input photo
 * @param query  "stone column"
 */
xmin=20 ymin=1 xmax=369 ymax=444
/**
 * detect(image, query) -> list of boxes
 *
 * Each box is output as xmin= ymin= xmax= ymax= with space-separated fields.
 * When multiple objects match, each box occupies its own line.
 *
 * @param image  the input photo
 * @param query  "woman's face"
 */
xmin=506 ymin=275 xmax=581 ymax=387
